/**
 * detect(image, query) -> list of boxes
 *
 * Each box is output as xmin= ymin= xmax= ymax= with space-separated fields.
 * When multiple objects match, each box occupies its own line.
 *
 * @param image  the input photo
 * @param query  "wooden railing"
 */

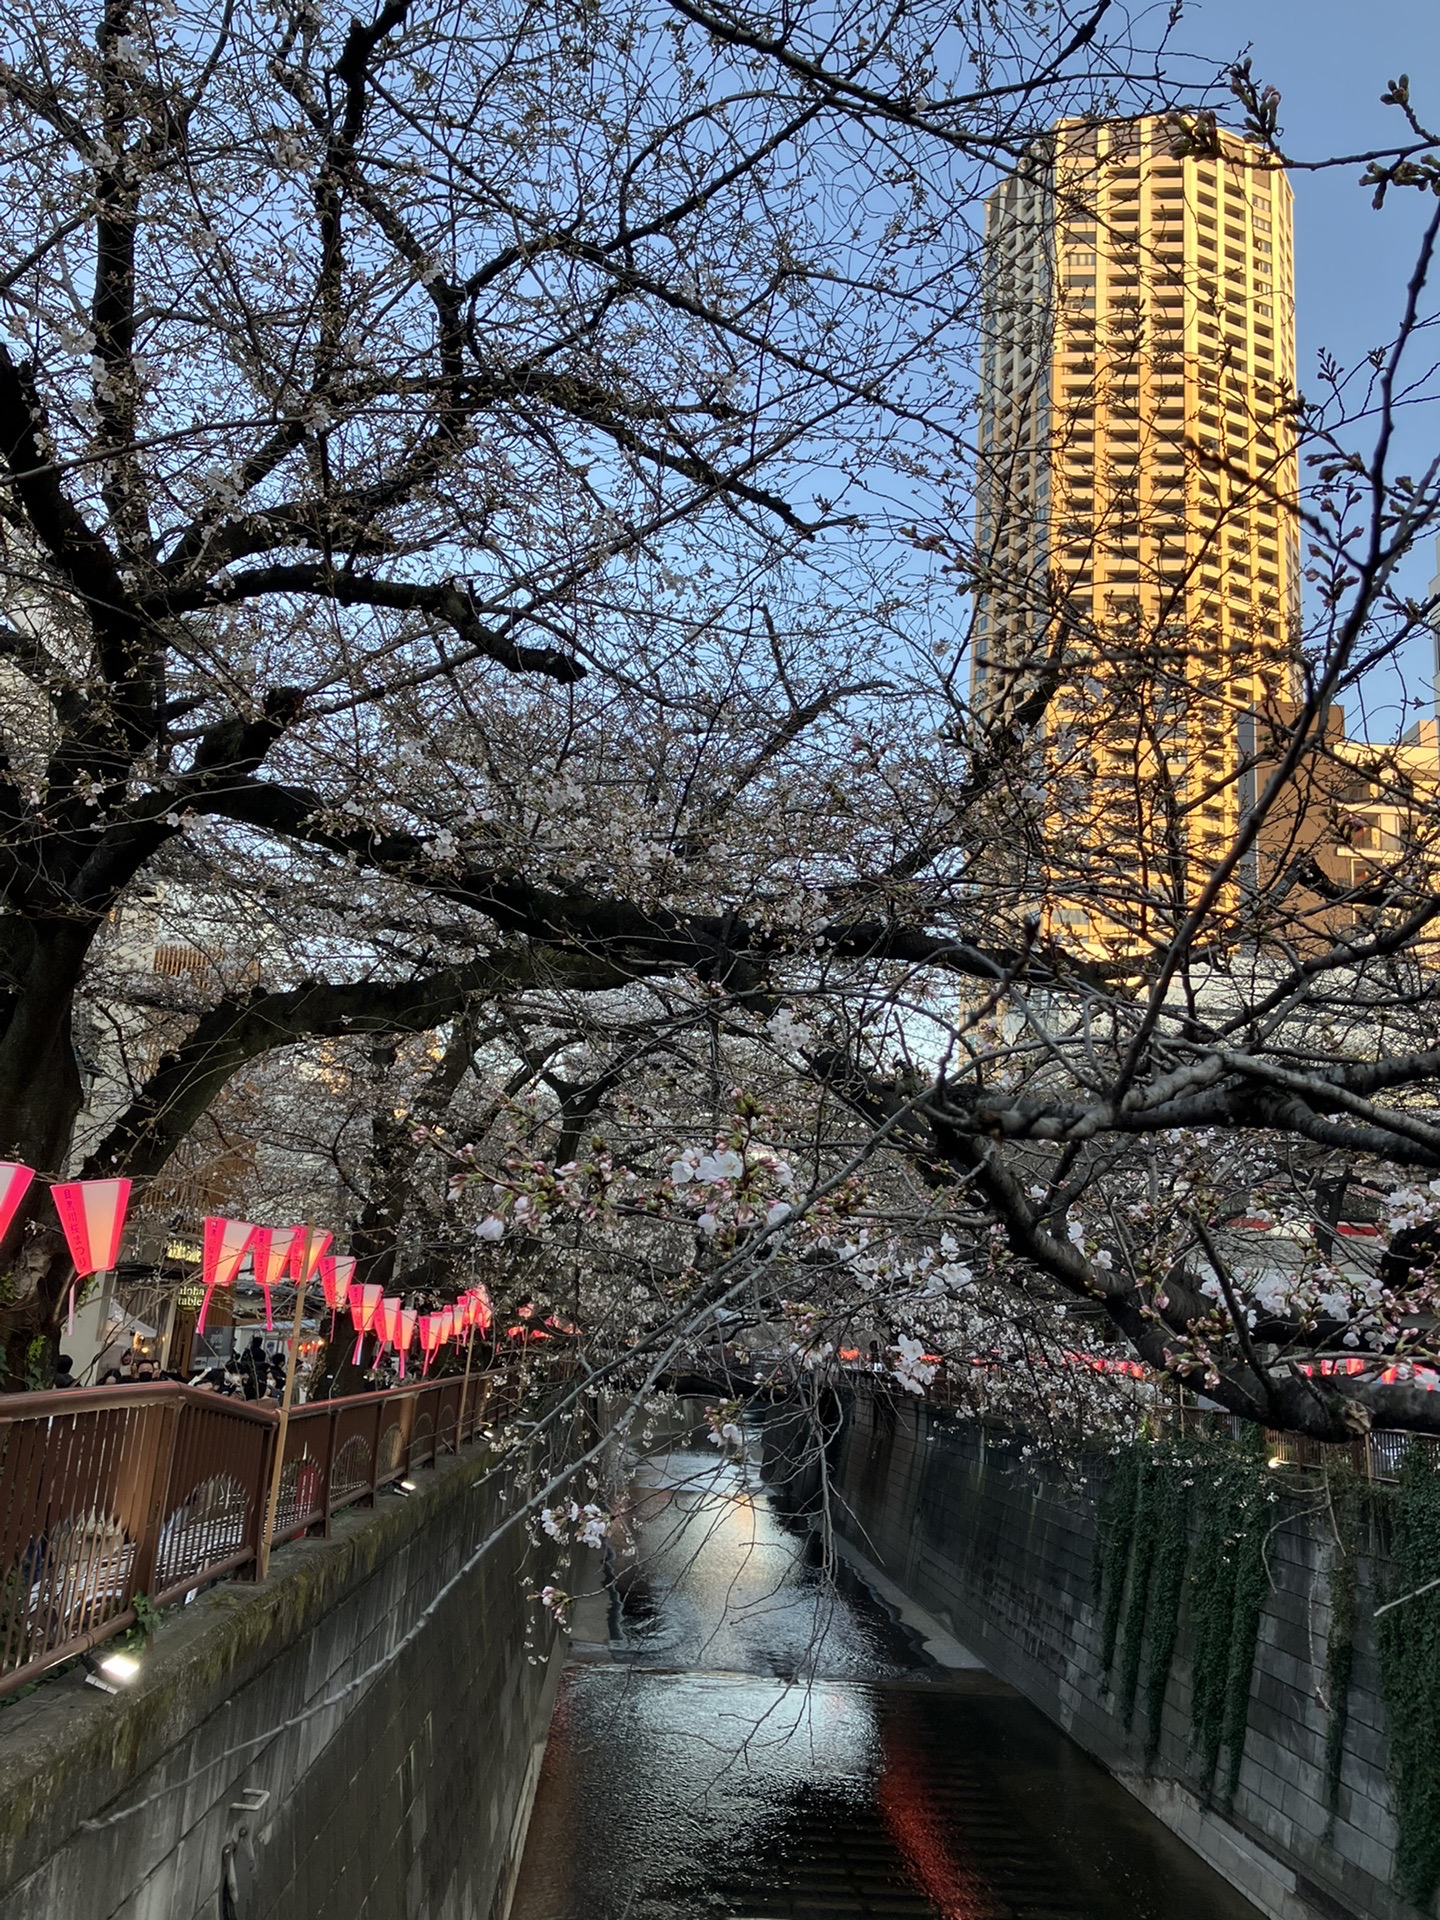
xmin=0 ymin=1373 xmax=502 ymax=1700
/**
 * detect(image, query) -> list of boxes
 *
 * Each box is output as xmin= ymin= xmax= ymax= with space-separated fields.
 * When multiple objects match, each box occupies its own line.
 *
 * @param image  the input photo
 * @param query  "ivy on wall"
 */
xmin=1092 ymin=1433 xmax=1273 ymax=1799
xmin=1093 ymin=1445 xmax=1139 ymax=1673
xmin=1376 ymin=1447 xmax=1440 ymax=1906
xmin=1321 ymin=1481 xmax=1360 ymax=1833
xmin=1139 ymin=1465 xmax=1191 ymax=1762
xmin=1092 ymin=1429 xmax=1440 ymax=1897
xmin=1116 ymin=1455 xmax=1159 ymax=1720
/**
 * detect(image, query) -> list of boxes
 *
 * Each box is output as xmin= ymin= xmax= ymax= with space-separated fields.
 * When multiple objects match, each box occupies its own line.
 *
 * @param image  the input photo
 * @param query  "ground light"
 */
xmin=84 ymin=1648 xmax=143 ymax=1693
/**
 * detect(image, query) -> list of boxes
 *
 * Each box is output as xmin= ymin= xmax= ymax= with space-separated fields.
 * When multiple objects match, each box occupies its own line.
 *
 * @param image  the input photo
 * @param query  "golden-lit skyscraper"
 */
xmin=972 ymin=117 xmax=1300 ymax=950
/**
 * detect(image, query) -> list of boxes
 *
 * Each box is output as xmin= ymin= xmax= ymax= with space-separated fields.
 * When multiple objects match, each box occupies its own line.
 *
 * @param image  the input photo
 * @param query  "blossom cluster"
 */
xmin=540 ymin=1501 xmax=614 ymax=1551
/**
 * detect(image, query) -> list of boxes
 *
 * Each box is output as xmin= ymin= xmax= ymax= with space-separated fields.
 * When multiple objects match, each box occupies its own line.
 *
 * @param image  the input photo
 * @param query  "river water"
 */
xmin=509 ymin=1430 xmax=1262 ymax=1920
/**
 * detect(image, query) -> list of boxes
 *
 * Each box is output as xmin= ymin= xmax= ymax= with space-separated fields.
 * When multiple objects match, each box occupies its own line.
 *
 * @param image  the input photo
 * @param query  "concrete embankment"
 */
xmin=764 ymin=1387 xmax=1415 ymax=1920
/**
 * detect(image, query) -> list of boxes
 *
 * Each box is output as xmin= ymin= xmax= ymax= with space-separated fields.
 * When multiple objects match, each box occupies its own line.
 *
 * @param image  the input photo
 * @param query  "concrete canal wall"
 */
xmin=0 ymin=1434 xmax=564 ymax=1920
xmin=766 ymin=1388 xmax=1418 ymax=1920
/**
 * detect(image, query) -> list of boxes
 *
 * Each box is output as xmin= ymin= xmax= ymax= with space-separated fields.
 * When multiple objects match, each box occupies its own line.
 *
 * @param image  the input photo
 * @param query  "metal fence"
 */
xmin=888 ymin=1377 xmax=1433 ymax=1486
xmin=1259 ymin=1425 xmax=1423 ymax=1483
xmin=0 ymin=1373 xmax=499 ymax=1700
xmin=1172 ymin=1404 xmax=1432 ymax=1481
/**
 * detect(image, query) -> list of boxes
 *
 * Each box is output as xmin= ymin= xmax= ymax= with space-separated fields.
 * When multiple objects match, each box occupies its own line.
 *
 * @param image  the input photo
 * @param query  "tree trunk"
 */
xmin=0 ymin=925 xmax=96 ymax=1381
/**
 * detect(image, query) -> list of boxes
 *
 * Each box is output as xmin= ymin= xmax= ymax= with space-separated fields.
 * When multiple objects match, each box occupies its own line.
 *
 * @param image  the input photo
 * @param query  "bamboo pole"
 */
xmin=457 ymin=1320 xmax=477 ymax=1439
xmin=257 ymin=1225 xmax=313 ymax=1582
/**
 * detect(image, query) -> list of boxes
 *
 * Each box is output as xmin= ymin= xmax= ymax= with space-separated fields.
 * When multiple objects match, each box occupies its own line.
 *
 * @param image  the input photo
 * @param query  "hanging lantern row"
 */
xmin=0 ymin=1165 xmax=496 ymax=1368
xmin=199 ymin=1219 xmax=491 ymax=1371
xmin=195 ymin=1220 xmax=334 ymax=1333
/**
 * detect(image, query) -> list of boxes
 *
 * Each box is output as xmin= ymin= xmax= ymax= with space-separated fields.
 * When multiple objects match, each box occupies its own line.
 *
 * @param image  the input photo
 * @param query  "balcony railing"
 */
xmin=0 ymin=1373 xmax=500 ymax=1700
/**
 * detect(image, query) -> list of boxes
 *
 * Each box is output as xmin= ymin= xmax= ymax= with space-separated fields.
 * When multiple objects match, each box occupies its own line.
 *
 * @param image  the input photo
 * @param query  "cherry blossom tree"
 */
xmin=3 ymin=0 xmax=1440 ymax=1456
xmin=1 ymin=0 xmax=1205 ymax=1373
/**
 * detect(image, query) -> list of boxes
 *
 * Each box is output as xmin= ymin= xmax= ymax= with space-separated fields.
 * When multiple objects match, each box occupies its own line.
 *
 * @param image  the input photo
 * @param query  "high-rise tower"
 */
xmin=972 ymin=117 xmax=1300 ymax=951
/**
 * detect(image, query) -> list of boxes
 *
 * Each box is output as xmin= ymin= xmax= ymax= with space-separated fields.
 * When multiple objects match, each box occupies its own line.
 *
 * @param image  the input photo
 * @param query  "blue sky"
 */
xmin=1177 ymin=0 xmax=1440 ymax=735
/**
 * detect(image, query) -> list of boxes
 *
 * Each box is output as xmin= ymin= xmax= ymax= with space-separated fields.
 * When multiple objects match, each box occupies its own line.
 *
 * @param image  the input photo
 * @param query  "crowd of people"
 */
xmin=56 ymin=1336 xmax=301 ymax=1403
xmin=58 ymin=1323 xmax=470 ymax=1401
xmin=189 ymin=1337 xmax=293 ymax=1402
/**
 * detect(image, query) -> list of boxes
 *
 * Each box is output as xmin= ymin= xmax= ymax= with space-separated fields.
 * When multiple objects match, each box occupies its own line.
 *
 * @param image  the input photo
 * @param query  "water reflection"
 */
xmin=511 ymin=1430 xmax=1263 ymax=1920
xmin=612 ymin=1443 xmax=928 ymax=1679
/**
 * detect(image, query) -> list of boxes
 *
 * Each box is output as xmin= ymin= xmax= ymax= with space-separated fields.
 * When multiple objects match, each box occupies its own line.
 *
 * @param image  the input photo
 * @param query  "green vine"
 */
xmin=1116 ymin=1454 xmax=1159 ymax=1718
xmin=1220 ymin=1495 xmax=1270 ymax=1798
xmin=1141 ymin=1466 xmax=1192 ymax=1761
xmin=1187 ymin=1442 xmax=1272 ymax=1797
xmin=1093 ymin=1433 xmax=1271 ymax=1795
xmin=1093 ymin=1447 xmax=1140 ymax=1673
xmin=1321 ymin=1479 xmax=1361 ymax=1829
xmin=1096 ymin=1432 xmax=1440 ymax=1883
xmin=23 ymin=1335 xmax=47 ymax=1393
xmin=1377 ymin=1446 xmax=1440 ymax=1905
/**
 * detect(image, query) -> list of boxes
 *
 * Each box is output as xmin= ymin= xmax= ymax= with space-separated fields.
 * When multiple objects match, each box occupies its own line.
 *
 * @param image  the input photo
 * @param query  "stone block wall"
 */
xmin=787 ymin=1388 xmax=1419 ymax=1920
xmin=0 ymin=1433 xmax=566 ymax=1920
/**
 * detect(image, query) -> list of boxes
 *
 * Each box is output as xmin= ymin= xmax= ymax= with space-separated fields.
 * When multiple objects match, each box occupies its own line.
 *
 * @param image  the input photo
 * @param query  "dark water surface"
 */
xmin=509 ymin=1439 xmax=1262 ymax=1920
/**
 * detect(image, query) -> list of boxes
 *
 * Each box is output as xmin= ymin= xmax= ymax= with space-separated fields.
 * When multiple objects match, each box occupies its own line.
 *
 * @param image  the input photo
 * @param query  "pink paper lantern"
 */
xmin=52 ymin=1177 xmax=132 ymax=1334
xmin=376 ymin=1295 xmax=403 ymax=1358
xmin=249 ymin=1227 xmax=298 ymax=1331
xmin=198 ymin=1216 xmax=256 ymax=1334
xmin=397 ymin=1307 xmax=417 ymax=1378
xmin=317 ymin=1251 xmax=352 ymax=1334
xmin=0 ymin=1161 xmax=35 ymax=1246
xmin=347 ymin=1281 xmax=384 ymax=1363
xmin=287 ymin=1226 xmax=332 ymax=1287
xmin=52 ymin=1177 xmax=131 ymax=1275
xmin=418 ymin=1313 xmax=445 ymax=1373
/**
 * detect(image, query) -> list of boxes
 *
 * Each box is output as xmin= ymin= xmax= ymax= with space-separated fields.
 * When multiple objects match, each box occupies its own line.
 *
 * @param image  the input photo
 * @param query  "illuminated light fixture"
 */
xmin=52 ymin=1177 xmax=132 ymax=1334
xmin=85 ymin=1647 xmax=143 ymax=1692
xmin=197 ymin=1217 xmax=256 ymax=1335
xmin=347 ymin=1282 xmax=384 ymax=1362
xmin=1267 ymin=1456 xmax=1283 ymax=1469
xmin=286 ymin=1225 xmax=332 ymax=1287
xmin=375 ymin=1296 xmax=403 ymax=1363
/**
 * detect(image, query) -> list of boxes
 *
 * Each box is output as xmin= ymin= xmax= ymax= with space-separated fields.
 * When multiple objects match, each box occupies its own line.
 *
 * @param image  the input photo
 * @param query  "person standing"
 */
xmin=240 ymin=1336 xmax=267 ymax=1401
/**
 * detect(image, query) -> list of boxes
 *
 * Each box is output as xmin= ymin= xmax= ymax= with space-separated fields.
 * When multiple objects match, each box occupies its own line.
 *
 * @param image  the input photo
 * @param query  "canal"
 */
xmin=509 ymin=1421 xmax=1263 ymax=1920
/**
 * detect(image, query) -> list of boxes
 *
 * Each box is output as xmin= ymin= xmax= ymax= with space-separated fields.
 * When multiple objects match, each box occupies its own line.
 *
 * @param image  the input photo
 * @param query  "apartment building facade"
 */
xmin=972 ymin=115 xmax=1301 ymax=950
